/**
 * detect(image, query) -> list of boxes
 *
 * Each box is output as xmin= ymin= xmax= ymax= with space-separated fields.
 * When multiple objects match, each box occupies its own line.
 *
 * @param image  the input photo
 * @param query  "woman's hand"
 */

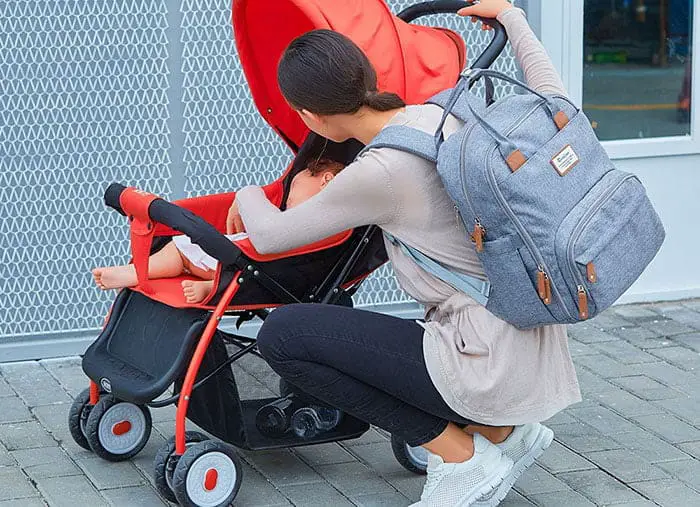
xmin=458 ymin=0 xmax=514 ymax=28
xmin=226 ymin=199 xmax=245 ymax=234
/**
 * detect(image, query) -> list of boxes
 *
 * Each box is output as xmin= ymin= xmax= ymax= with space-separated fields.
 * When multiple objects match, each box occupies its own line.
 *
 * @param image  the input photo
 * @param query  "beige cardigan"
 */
xmin=237 ymin=8 xmax=581 ymax=425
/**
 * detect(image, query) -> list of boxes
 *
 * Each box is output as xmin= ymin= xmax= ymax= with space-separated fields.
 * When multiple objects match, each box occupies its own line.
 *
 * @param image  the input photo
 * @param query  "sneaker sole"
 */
xmin=457 ymin=456 xmax=514 ymax=507
xmin=473 ymin=426 xmax=555 ymax=507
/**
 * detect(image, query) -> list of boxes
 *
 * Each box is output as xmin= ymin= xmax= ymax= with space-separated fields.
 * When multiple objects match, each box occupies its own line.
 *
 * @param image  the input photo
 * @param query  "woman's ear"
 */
xmin=299 ymin=109 xmax=324 ymax=126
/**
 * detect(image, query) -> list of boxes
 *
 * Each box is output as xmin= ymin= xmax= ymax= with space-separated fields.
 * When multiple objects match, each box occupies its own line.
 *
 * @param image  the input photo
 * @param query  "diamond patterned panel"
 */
xmin=0 ymin=0 xmax=172 ymax=338
xmin=180 ymin=0 xmax=518 ymax=308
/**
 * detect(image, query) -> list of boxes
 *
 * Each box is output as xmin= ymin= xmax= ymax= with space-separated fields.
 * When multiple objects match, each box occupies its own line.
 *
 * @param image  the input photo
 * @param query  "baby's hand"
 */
xmin=226 ymin=199 xmax=245 ymax=234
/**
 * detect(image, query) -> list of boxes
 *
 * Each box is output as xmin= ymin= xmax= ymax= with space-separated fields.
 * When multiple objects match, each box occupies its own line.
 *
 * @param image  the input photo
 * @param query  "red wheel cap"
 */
xmin=112 ymin=420 xmax=132 ymax=436
xmin=204 ymin=468 xmax=218 ymax=491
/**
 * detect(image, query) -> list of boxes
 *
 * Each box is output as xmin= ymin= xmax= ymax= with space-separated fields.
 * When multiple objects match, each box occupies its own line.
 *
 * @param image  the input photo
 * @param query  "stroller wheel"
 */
xmin=68 ymin=388 xmax=94 ymax=451
xmin=154 ymin=431 xmax=208 ymax=503
xmin=172 ymin=440 xmax=242 ymax=507
xmin=391 ymin=434 xmax=430 ymax=475
xmin=85 ymin=395 xmax=152 ymax=462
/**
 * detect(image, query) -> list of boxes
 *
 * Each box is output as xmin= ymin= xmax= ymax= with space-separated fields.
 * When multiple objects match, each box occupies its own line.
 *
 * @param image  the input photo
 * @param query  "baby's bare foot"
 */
xmin=92 ymin=266 xmax=138 ymax=290
xmin=182 ymin=280 xmax=214 ymax=304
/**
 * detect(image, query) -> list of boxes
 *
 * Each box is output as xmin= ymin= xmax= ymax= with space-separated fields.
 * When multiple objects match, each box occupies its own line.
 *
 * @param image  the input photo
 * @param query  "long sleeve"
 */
xmin=236 ymin=149 xmax=399 ymax=254
xmin=497 ymin=8 xmax=567 ymax=96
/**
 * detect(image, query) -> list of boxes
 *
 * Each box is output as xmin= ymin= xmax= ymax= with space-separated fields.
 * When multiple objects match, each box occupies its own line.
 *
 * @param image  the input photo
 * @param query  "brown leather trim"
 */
xmin=506 ymin=150 xmax=527 ymax=172
xmin=554 ymin=111 xmax=570 ymax=130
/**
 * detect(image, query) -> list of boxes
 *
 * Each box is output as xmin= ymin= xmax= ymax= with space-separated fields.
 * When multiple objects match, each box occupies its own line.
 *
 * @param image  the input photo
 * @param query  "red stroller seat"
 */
xmin=69 ymin=2 xmax=508 ymax=506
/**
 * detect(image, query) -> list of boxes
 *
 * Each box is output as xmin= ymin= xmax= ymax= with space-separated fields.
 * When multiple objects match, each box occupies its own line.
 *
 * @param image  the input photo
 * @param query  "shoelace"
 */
xmin=421 ymin=467 xmax=446 ymax=499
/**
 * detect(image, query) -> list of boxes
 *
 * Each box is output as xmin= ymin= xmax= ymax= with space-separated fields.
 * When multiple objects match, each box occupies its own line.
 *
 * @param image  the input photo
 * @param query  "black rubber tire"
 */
xmin=85 ymin=395 xmax=152 ymax=462
xmin=172 ymin=440 xmax=243 ymax=507
xmin=68 ymin=388 xmax=93 ymax=451
xmin=391 ymin=434 xmax=428 ymax=475
xmin=154 ymin=431 xmax=208 ymax=503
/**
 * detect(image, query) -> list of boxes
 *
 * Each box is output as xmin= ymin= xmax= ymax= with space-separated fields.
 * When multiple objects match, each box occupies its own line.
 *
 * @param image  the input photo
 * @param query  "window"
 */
xmin=582 ymin=0 xmax=693 ymax=142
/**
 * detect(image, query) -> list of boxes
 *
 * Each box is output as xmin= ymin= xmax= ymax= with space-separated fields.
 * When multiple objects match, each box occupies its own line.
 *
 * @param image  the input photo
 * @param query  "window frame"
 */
xmin=538 ymin=0 xmax=700 ymax=160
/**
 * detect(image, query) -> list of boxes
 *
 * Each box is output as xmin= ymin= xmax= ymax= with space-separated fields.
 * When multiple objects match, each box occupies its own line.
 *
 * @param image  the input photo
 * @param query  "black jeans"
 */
xmin=256 ymin=303 xmax=473 ymax=446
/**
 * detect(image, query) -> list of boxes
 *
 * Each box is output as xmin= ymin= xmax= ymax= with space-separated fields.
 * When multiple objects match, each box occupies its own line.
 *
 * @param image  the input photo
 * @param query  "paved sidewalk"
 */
xmin=0 ymin=300 xmax=699 ymax=506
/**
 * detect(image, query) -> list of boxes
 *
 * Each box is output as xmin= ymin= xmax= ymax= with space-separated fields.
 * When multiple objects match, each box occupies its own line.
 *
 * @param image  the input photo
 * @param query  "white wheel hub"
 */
xmin=97 ymin=402 xmax=147 ymax=455
xmin=185 ymin=452 xmax=237 ymax=507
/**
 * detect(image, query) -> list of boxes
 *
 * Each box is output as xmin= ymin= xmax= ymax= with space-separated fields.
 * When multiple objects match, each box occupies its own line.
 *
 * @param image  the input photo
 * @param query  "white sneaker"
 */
xmin=472 ymin=423 xmax=555 ymax=506
xmin=410 ymin=433 xmax=513 ymax=507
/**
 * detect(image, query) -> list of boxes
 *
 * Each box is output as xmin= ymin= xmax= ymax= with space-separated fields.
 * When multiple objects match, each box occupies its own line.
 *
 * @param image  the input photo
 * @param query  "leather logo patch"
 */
xmin=551 ymin=144 xmax=579 ymax=176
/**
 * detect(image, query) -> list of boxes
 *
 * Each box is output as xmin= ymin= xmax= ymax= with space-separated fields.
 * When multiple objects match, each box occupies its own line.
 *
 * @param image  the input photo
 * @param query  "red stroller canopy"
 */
xmin=232 ymin=0 xmax=466 ymax=150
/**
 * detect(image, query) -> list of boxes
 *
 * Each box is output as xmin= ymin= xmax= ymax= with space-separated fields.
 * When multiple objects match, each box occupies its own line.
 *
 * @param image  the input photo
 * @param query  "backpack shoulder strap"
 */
xmin=384 ymin=232 xmax=491 ymax=306
xmin=359 ymin=125 xmax=437 ymax=163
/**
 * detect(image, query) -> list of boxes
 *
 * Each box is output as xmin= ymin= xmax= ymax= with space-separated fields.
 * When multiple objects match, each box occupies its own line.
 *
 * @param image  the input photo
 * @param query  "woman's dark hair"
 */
xmin=278 ymin=29 xmax=405 ymax=115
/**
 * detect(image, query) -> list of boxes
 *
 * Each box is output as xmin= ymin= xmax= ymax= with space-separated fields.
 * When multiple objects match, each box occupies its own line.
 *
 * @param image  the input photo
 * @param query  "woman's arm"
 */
xmin=459 ymin=1 xmax=567 ymax=96
xmin=236 ymin=150 xmax=398 ymax=254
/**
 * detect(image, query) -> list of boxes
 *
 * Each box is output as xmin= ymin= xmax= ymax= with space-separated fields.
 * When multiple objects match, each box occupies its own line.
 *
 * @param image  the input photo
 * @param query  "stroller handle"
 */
xmin=104 ymin=183 xmax=241 ymax=267
xmin=397 ymin=1 xmax=508 ymax=71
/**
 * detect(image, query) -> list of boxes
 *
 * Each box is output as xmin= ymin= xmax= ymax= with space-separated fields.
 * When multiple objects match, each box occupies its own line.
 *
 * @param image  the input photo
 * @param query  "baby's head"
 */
xmin=286 ymin=158 xmax=345 ymax=208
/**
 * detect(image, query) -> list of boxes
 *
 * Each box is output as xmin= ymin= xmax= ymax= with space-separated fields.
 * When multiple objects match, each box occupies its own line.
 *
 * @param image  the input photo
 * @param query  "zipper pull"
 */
xmin=537 ymin=268 xmax=552 ymax=305
xmin=577 ymin=285 xmax=589 ymax=319
xmin=586 ymin=262 xmax=597 ymax=283
xmin=471 ymin=220 xmax=485 ymax=253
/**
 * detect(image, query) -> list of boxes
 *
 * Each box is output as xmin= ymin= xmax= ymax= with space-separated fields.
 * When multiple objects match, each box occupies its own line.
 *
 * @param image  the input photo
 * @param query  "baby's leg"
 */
xmin=93 ymin=241 xmax=185 ymax=290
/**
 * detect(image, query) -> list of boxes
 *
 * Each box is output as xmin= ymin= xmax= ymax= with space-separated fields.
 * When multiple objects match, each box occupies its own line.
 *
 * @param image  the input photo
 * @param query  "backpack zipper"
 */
xmin=565 ymin=173 xmax=636 ymax=319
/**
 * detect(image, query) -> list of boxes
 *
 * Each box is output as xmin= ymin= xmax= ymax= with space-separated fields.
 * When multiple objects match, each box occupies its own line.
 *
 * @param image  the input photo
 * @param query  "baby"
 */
xmin=92 ymin=159 xmax=345 ymax=303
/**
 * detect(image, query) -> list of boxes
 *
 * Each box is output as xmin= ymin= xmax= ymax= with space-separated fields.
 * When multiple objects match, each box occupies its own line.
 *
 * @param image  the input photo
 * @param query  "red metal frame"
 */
xmin=174 ymin=276 xmax=243 ymax=455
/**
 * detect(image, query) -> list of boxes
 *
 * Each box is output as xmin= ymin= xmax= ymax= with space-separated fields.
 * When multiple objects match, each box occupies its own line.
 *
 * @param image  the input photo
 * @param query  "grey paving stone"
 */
xmin=591 ymin=340 xmax=659 ymax=364
xmin=630 ymin=478 xmax=700 ymax=507
xmin=672 ymin=332 xmax=700 ymax=353
xmin=11 ymin=446 xmax=81 ymax=480
xmin=609 ymin=429 xmax=692 ymax=463
xmin=130 ymin=432 xmax=166 ymax=486
xmin=611 ymin=375 xmax=685 ymax=401
xmin=537 ymin=440 xmax=596 ymax=474
xmin=527 ymin=489 xmax=595 ymax=506
xmin=500 ymin=490 xmax=535 ymax=506
xmin=293 ymin=442 xmax=356 ymax=466
xmin=543 ymin=411 xmax=578 ymax=426
xmin=512 ymin=464 xmax=571 ymax=496
xmin=245 ymin=449 xmax=324 ymax=487
xmin=653 ymin=308 xmax=700 ymax=330
xmin=607 ymin=501 xmax=660 ymax=507
xmin=350 ymin=492 xmax=412 ymax=506
xmin=648 ymin=346 xmax=700 ymax=371
xmin=588 ymin=311 xmax=634 ymax=330
xmin=341 ymin=428 xmax=389 ymax=447
xmin=232 ymin=364 xmax=277 ymax=400
xmin=550 ymin=423 xmax=623 ymax=453
xmin=75 ymin=455 xmax=147 ymax=490
xmin=682 ymin=300 xmax=700 ymax=312
xmin=39 ymin=357 xmax=88 ymax=398
xmin=586 ymin=388 xmax=664 ymax=418
xmin=346 ymin=441 xmax=406 ymax=477
xmin=678 ymin=441 xmax=700 ymax=460
xmin=656 ymin=459 xmax=700 ymax=490
xmin=0 ymin=421 xmax=56 ymax=450
xmin=382 ymin=472 xmax=424 ymax=503
xmin=0 ymin=362 xmax=71 ymax=407
xmin=149 ymin=403 xmax=176 ymax=423
xmin=35 ymin=475 xmax=108 ymax=507
xmin=0 ymin=441 xmax=16 ymax=466
xmin=654 ymin=395 xmax=700 ymax=426
xmin=280 ymin=482 xmax=353 ymax=507
xmin=316 ymin=462 xmax=395 ymax=496
xmin=608 ymin=325 xmax=666 ymax=344
xmin=557 ymin=469 xmax=646 ymax=505
xmin=575 ymin=354 xmax=637 ymax=379
xmin=636 ymin=362 xmax=700 ymax=396
xmin=234 ymin=353 xmax=281 ymax=395
xmin=0 ymin=375 xmax=14 ymax=398
xmin=234 ymin=461 xmax=291 ymax=506
xmin=100 ymin=485 xmax=167 ymax=506
xmin=568 ymin=405 xmax=639 ymax=434
xmin=632 ymin=413 xmax=700 ymax=444
xmin=0 ymin=499 xmax=47 ymax=507
xmin=583 ymin=449 xmax=669 ymax=483
xmin=568 ymin=339 xmax=603 ymax=357
xmin=575 ymin=368 xmax=617 ymax=395
xmin=0 ymin=396 xmax=32 ymax=424
xmin=614 ymin=306 xmax=662 ymax=322
xmin=567 ymin=324 xmax=620 ymax=343
xmin=639 ymin=318 xmax=697 ymax=337
xmin=31 ymin=403 xmax=72 ymax=442
xmin=0 ymin=467 xmax=39 ymax=501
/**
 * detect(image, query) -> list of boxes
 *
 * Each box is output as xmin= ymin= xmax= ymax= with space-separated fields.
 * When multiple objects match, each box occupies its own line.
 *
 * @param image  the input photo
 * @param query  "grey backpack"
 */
xmin=365 ymin=69 xmax=665 ymax=329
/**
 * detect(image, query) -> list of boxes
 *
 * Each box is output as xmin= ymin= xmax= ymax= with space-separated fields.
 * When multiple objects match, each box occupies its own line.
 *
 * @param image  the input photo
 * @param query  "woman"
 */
xmin=230 ymin=1 xmax=581 ymax=505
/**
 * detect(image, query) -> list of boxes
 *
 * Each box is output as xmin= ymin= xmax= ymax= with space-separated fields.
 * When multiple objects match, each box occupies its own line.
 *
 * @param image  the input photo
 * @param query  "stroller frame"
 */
xmin=68 ymin=1 xmax=508 ymax=505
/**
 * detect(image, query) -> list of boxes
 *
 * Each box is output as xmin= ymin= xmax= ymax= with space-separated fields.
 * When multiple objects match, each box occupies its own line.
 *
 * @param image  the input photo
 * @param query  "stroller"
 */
xmin=67 ymin=1 xmax=506 ymax=505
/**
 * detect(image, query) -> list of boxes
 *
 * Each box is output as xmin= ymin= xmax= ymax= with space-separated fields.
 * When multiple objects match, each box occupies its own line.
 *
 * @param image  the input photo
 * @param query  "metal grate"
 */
xmin=0 ymin=0 xmax=519 ymax=344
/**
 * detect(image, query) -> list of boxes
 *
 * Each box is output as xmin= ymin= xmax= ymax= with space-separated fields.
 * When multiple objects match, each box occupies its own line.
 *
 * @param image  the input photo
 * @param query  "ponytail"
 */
xmin=362 ymin=90 xmax=406 ymax=112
